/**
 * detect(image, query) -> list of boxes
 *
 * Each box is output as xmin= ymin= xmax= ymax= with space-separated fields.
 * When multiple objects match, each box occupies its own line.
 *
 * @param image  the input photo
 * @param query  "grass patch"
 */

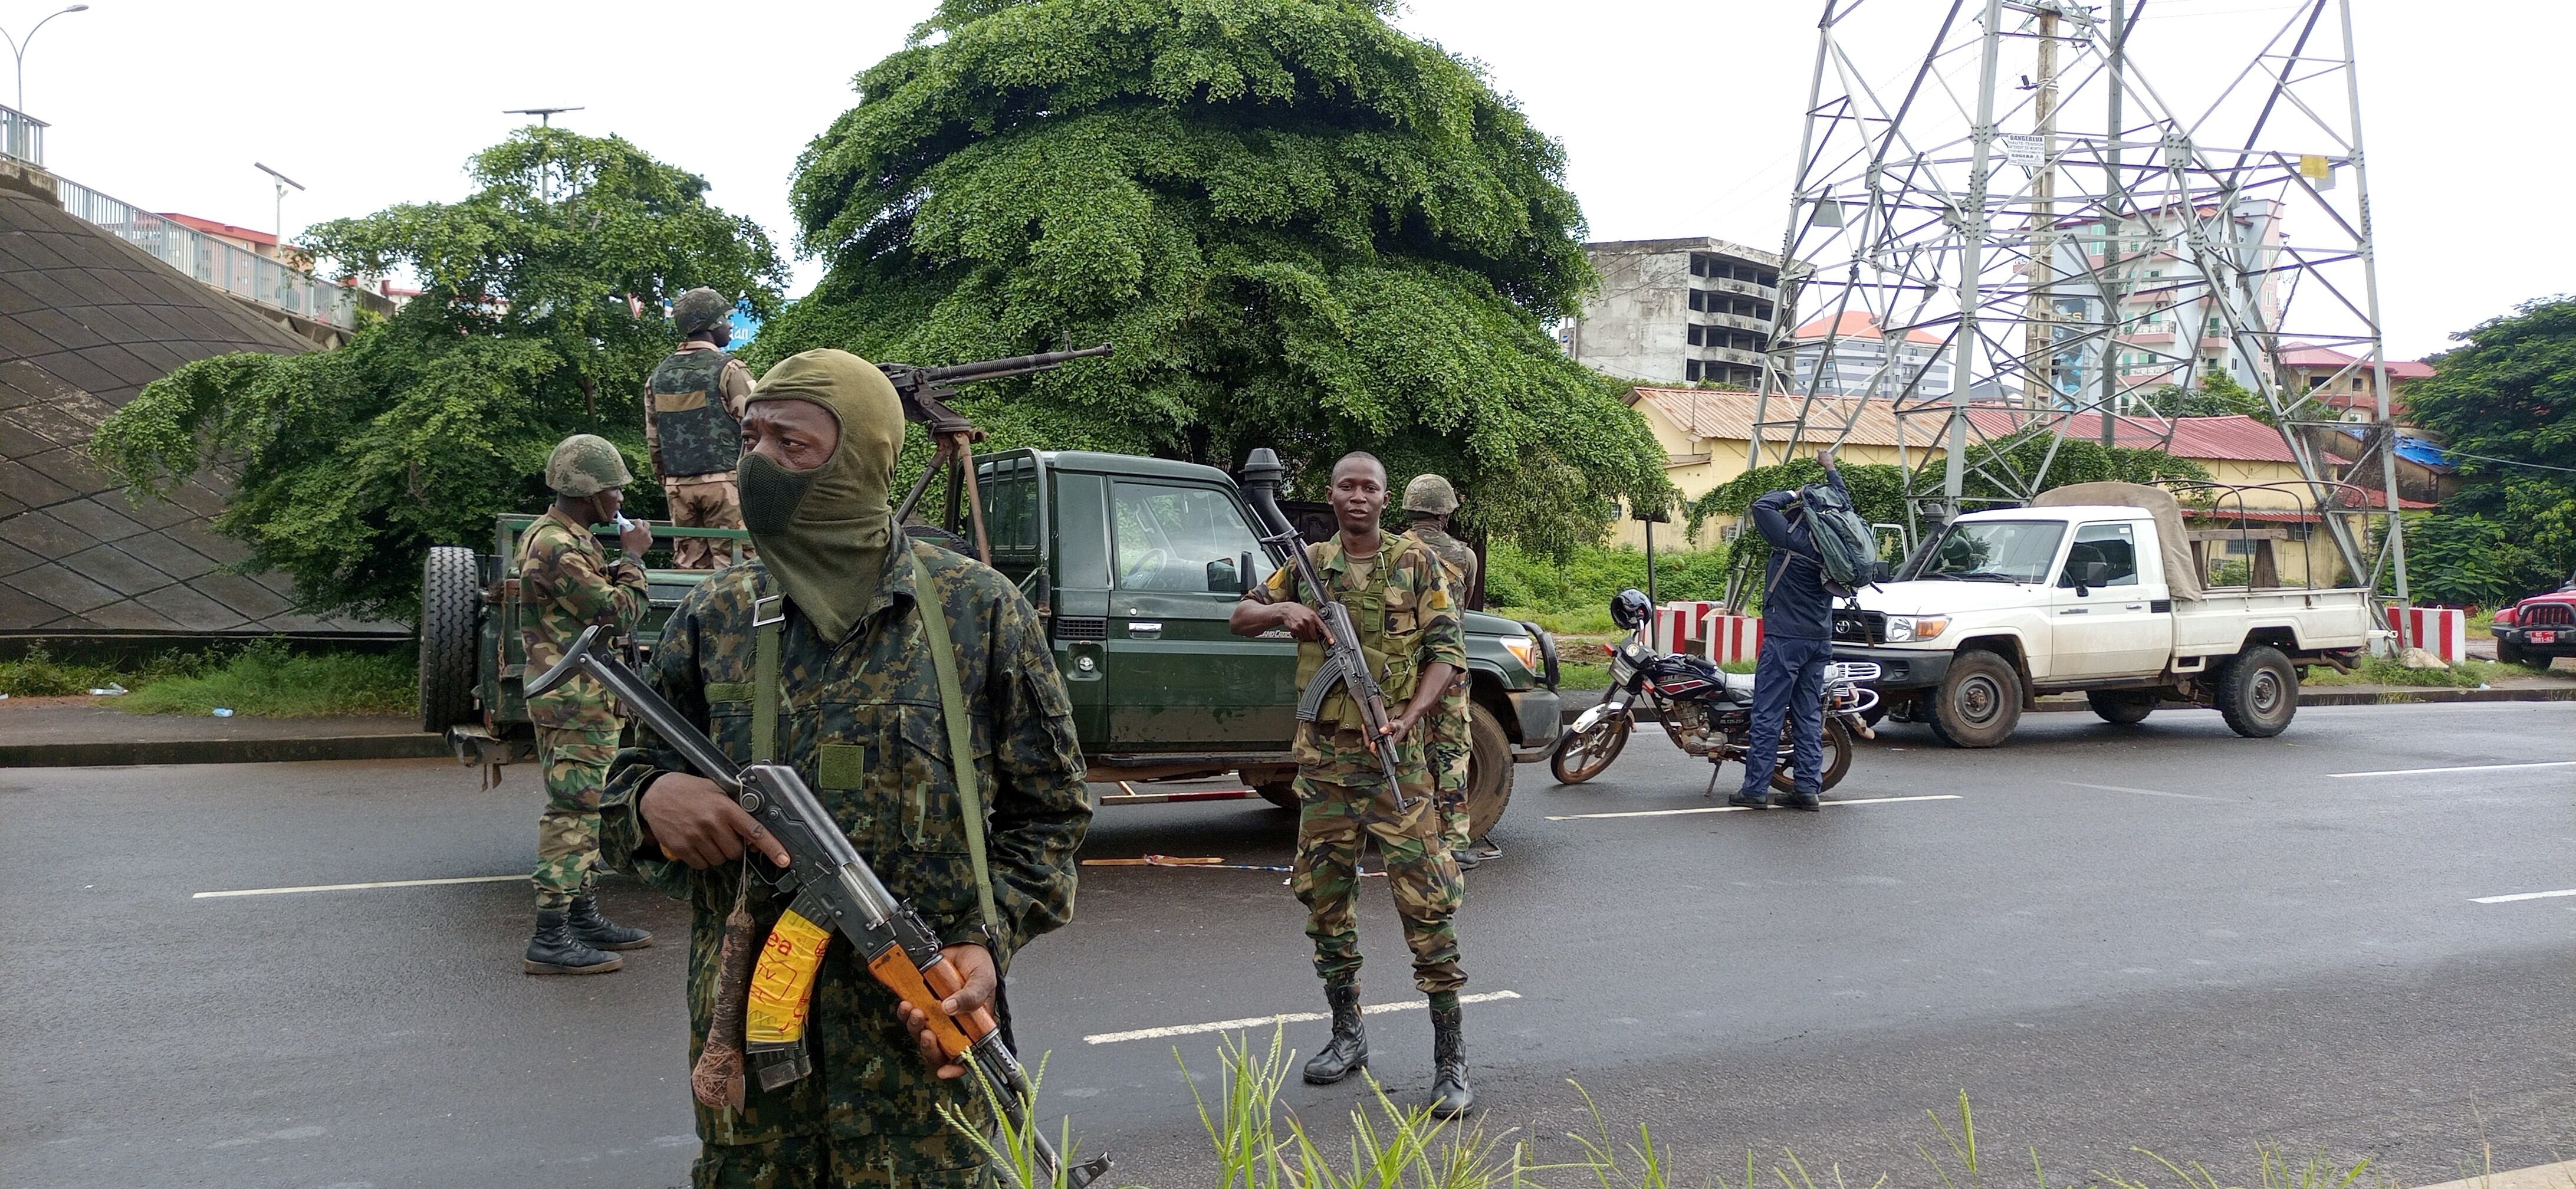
xmin=2304 ymin=655 xmax=2523 ymax=689
xmin=120 ymin=642 xmax=415 ymax=717
xmin=1557 ymin=661 xmax=1612 ymax=691
xmin=0 ymin=641 xmax=416 ymax=717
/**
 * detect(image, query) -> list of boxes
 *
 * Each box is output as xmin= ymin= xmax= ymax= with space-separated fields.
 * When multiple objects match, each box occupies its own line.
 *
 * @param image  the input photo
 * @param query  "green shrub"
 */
xmin=0 ymin=645 xmax=100 ymax=697
xmin=1486 ymin=540 xmax=1733 ymax=618
xmin=119 ymin=640 xmax=416 ymax=717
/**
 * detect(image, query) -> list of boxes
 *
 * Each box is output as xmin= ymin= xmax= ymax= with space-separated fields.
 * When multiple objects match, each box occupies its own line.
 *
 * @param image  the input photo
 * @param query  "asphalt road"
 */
xmin=4 ymin=701 xmax=2571 ymax=1189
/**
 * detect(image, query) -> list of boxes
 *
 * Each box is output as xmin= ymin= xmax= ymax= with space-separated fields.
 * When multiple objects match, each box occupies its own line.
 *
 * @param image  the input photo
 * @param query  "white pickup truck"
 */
xmin=1831 ymin=489 xmax=2377 ymax=747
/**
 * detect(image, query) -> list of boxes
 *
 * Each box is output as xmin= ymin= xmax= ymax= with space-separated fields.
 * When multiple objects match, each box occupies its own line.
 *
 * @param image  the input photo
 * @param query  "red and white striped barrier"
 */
xmin=1701 ymin=612 xmax=1763 ymax=665
xmin=1657 ymin=600 xmax=1721 ymax=654
xmin=2386 ymin=605 xmax=2467 ymax=664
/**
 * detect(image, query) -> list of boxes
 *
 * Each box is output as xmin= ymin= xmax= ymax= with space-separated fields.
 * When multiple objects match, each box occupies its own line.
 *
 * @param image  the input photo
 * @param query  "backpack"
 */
xmin=1797 ymin=482 xmax=1881 ymax=595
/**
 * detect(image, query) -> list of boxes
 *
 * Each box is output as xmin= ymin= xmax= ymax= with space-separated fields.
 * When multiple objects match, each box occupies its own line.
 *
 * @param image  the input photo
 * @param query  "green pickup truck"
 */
xmin=419 ymin=449 xmax=1564 ymax=836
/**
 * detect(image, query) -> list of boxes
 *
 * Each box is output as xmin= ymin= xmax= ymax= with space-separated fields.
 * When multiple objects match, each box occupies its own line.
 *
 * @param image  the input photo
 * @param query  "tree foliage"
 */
xmin=2137 ymin=371 xmax=2272 ymax=424
xmin=89 ymin=129 xmax=786 ymax=622
xmin=2396 ymin=297 xmax=2576 ymax=604
xmin=759 ymin=0 xmax=1671 ymax=556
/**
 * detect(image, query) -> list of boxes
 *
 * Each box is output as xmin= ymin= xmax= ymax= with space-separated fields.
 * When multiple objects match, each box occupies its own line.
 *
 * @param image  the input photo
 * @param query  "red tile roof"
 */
xmin=1631 ymin=388 xmax=2301 ymax=463
xmin=156 ymin=212 xmax=280 ymax=247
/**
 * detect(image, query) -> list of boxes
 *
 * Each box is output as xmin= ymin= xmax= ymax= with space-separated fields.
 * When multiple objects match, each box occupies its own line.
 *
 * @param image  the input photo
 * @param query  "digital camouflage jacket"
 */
xmin=597 ymin=535 xmax=1090 ymax=1147
xmin=515 ymin=507 xmax=650 ymax=731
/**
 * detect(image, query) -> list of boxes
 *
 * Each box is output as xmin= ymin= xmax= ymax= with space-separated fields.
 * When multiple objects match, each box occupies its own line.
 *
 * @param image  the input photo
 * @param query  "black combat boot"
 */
xmin=524 ymin=909 xmax=623 ymax=975
xmin=1301 ymin=984 xmax=1368 ymax=1085
xmin=567 ymin=893 xmax=654 ymax=950
xmin=1427 ymin=1000 xmax=1473 ymax=1118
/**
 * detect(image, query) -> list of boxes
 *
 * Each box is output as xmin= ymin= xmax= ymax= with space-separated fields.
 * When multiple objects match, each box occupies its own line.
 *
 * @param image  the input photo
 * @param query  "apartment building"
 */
xmin=1561 ymin=237 xmax=1782 ymax=387
xmin=2036 ymin=198 xmax=2287 ymax=409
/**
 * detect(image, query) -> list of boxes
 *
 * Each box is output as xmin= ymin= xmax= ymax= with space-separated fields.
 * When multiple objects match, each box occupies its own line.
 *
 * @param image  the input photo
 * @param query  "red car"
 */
xmin=2491 ymin=577 xmax=2576 ymax=668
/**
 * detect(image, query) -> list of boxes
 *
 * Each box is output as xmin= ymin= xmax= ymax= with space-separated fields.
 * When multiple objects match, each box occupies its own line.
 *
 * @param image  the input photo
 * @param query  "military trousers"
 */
xmin=691 ymin=1129 xmax=993 ymax=1189
xmin=534 ymin=724 xmax=618 ymax=910
xmin=1290 ymin=728 xmax=1466 ymax=996
xmin=668 ymin=479 xmax=748 ymax=571
xmin=1428 ymin=676 xmax=1473 ymax=852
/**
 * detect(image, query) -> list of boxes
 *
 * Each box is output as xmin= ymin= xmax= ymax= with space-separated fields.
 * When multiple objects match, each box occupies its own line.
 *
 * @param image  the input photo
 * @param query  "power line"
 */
xmin=2437 ymin=448 xmax=2576 ymax=475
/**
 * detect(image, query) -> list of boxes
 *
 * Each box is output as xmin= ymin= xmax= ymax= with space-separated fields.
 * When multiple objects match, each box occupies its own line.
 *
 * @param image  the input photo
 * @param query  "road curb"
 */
xmin=0 ymin=733 xmax=450 ymax=768
xmin=1557 ymin=683 xmax=2576 ymax=725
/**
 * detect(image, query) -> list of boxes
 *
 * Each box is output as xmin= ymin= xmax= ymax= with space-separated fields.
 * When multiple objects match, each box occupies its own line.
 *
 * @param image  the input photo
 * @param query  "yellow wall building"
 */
xmin=1611 ymin=387 xmax=2410 ymax=588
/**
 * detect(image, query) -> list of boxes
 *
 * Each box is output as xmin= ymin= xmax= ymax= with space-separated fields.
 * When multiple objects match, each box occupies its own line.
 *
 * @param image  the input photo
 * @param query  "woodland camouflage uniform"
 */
xmin=598 ymin=535 xmax=1090 ymax=1188
xmin=1253 ymin=535 xmax=1468 ymax=996
xmin=515 ymin=505 xmax=651 ymax=910
xmin=646 ymin=289 xmax=757 ymax=570
xmin=1401 ymin=523 xmax=1479 ymax=853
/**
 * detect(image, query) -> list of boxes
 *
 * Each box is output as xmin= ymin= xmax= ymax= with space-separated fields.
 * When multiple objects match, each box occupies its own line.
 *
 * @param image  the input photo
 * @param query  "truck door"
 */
xmin=2048 ymin=520 xmax=2170 ymax=677
xmin=1102 ymin=479 xmax=1298 ymax=750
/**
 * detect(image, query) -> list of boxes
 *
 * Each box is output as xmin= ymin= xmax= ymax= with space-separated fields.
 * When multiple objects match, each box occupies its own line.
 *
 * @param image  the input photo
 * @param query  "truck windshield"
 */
xmin=1111 ymin=482 xmax=1269 ymax=593
xmin=1916 ymin=520 xmax=2066 ymax=584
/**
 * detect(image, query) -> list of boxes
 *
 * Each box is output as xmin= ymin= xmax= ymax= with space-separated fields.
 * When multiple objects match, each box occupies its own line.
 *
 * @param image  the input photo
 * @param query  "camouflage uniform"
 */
xmin=1254 ymin=536 xmax=1468 ymax=995
xmin=1402 ymin=524 xmax=1480 ymax=853
xmin=597 ymin=535 xmax=1090 ymax=1187
xmin=645 ymin=345 xmax=756 ymax=571
xmin=515 ymin=505 xmax=651 ymax=911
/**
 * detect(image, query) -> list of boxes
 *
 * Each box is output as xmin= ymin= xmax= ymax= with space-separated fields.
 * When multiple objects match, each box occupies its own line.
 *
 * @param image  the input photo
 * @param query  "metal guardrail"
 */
xmin=0 ymin=104 xmax=44 ymax=166
xmin=52 ymin=173 xmax=381 ymax=330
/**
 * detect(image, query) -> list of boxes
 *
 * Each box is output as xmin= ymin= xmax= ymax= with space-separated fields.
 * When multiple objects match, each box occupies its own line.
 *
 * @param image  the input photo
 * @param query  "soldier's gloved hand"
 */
xmin=1273 ymin=602 xmax=1326 ymax=642
xmin=895 ymin=943 xmax=996 ymax=1079
xmin=639 ymin=773 xmax=791 ymax=870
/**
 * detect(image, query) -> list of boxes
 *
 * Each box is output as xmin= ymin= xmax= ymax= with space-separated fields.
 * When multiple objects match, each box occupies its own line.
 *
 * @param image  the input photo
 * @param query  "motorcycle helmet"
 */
xmin=1610 ymin=587 xmax=1654 ymax=630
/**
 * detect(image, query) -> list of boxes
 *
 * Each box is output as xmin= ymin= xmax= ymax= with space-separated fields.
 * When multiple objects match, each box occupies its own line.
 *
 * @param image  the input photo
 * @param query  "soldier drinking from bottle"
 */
xmin=1230 ymin=452 xmax=1475 ymax=1118
xmin=1397 ymin=472 xmax=1501 ymax=869
xmin=645 ymin=288 xmax=756 ymax=570
xmin=517 ymin=433 xmax=658 ymax=974
xmin=597 ymin=349 xmax=1092 ymax=1186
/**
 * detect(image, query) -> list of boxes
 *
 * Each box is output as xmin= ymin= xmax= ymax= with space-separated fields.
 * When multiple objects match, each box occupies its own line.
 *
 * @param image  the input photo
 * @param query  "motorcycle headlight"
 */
xmin=1500 ymin=635 xmax=1540 ymax=672
xmin=1884 ymin=615 xmax=1949 ymax=643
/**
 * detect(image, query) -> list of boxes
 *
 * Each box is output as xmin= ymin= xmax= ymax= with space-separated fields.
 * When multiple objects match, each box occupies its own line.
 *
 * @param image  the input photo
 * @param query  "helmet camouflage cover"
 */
xmin=1402 ymin=472 xmax=1458 ymax=515
xmin=671 ymin=287 xmax=732 ymax=335
xmin=545 ymin=433 xmax=633 ymax=497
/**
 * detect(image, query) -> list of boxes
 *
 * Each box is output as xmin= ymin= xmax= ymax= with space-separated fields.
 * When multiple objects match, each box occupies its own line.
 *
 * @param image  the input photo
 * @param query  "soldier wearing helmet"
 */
xmin=1398 ymin=473 xmax=1500 ymax=868
xmin=645 ymin=288 xmax=757 ymax=569
xmin=513 ymin=433 xmax=658 ymax=973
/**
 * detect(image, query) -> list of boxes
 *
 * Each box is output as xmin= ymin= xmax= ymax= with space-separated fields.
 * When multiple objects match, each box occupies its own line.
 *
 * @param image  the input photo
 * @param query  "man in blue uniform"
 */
xmin=1733 ymin=449 xmax=1846 ymax=812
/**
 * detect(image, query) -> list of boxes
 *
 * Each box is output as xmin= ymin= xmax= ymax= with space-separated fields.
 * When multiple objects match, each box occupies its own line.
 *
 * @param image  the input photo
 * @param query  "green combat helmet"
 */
xmin=546 ymin=433 xmax=634 ymax=497
xmin=1402 ymin=473 xmax=1458 ymax=515
xmin=671 ymin=287 xmax=732 ymax=336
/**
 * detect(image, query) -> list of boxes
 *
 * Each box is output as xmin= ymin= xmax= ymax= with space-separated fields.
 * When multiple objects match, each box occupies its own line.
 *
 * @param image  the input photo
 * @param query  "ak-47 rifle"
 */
xmin=882 ymin=344 xmax=1115 ymax=562
xmin=1237 ymin=448 xmax=1411 ymax=809
xmin=527 ymin=626 xmax=1110 ymax=1189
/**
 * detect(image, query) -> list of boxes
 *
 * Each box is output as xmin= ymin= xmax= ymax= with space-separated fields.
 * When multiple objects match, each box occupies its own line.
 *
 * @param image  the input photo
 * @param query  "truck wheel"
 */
xmin=2088 ymin=690 xmax=2154 ymax=725
xmin=2215 ymin=645 xmax=2298 ymax=738
xmin=2495 ymin=636 xmax=2524 ymax=665
xmin=1463 ymin=702 xmax=1515 ymax=838
xmin=1550 ymin=711 xmax=1631 ymax=785
xmin=1256 ymin=781 xmax=1300 ymax=812
xmin=1925 ymin=651 xmax=2022 ymax=748
xmin=1769 ymin=714 xmax=1855 ymax=793
xmin=418 ymin=546 xmax=482 ymax=733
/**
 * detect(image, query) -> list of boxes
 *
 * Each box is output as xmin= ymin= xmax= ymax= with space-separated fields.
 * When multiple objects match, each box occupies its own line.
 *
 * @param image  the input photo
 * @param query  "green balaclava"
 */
xmin=737 ymin=349 xmax=905 ymax=643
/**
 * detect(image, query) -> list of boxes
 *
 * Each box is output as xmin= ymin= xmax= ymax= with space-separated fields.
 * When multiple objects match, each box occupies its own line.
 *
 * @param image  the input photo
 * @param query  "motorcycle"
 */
xmin=1550 ymin=589 xmax=1880 ymax=794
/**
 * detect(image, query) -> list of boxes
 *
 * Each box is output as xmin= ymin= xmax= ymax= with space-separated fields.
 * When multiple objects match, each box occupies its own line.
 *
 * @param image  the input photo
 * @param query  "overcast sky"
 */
xmin=14 ymin=0 xmax=2554 ymax=360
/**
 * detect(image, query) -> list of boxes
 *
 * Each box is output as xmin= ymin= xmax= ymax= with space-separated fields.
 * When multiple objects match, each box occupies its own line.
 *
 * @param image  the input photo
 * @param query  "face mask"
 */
xmin=738 ymin=449 xmax=821 ymax=536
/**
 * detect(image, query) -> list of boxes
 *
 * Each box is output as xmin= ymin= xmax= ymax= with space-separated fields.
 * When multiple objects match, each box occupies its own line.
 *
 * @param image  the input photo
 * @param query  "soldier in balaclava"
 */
xmin=516 ymin=433 xmax=658 ymax=973
xmin=645 ymin=288 xmax=756 ymax=569
xmin=594 ymin=350 xmax=1092 ymax=1183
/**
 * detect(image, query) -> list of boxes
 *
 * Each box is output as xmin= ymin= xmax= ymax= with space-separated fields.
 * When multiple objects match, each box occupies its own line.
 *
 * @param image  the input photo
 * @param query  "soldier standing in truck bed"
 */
xmin=1398 ymin=473 xmax=1501 ymax=869
xmin=645 ymin=288 xmax=755 ymax=570
xmin=1230 ymin=451 xmax=1475 ymax=1119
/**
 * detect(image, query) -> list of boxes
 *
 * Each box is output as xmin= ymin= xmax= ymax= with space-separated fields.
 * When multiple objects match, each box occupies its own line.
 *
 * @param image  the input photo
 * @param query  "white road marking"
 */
xmin=2411 ymin=1158 xmax=2576 ymax=1189
xmin=1546 ymin=794 xmax=1961 ymax=821
xmin=193 ymin=874 xmax=523 ymax=899
xmin=1083 ymin=990 xmax=1523 ymax=1045
xmin=2471 ymin=887 xmax=2576 ymax=905
xmin=2060 ymin=781 xmax=2226 ymax=802
xmin=2329 ymin=760 xmax=2576 ymax=779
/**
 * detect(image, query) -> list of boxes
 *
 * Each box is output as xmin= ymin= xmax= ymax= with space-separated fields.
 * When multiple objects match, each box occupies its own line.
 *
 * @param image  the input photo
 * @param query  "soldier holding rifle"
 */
xmin=596 ymin=349 xmax=1091 ymax=1187
xmin=1230 ymin=451 xmax=1476 ymax=1118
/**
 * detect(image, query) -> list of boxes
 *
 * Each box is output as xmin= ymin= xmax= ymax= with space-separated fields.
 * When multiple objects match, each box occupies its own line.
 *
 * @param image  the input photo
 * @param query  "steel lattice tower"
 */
xmin=1749 ymin=0 xmax=2410 ymax=602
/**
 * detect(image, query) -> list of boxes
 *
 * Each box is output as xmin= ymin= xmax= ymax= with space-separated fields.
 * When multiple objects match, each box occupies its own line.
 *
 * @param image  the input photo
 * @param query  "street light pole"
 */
xmin=2 ymin=4 xmax=89 ymax=114
xmin=254 ymin=162 xmax=304 ymax=243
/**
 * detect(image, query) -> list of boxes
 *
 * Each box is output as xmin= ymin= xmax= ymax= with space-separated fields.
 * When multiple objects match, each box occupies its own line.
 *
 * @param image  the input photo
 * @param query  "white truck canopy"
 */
xmin=2028 ymin=482 xmax=2203 ymax=602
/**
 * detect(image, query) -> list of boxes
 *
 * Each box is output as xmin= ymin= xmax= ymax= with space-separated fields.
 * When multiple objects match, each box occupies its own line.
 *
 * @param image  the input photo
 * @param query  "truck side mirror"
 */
xmin=2084 ymin=560 xmax=2111 ymax=587
xmin=1206 ymin=556 xmax=1242 ymax=594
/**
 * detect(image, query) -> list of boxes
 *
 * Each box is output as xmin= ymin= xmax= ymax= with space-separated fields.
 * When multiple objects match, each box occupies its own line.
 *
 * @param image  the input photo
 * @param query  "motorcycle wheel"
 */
xmin=1767 ymin=714 xmax=1855 ymax=793
xmin=1550 ymin=711 xmax=1631 ymax=785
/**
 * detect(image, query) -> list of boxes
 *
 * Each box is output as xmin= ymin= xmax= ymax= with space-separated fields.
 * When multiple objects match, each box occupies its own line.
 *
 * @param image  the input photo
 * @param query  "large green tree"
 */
xmin=90 ymin=129 xmax=786 ymax=622
xmin=2398 ymin=297 xmax=2576 ymax=605
xmin=760 ymin=0 xmax=1671 ymax=555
